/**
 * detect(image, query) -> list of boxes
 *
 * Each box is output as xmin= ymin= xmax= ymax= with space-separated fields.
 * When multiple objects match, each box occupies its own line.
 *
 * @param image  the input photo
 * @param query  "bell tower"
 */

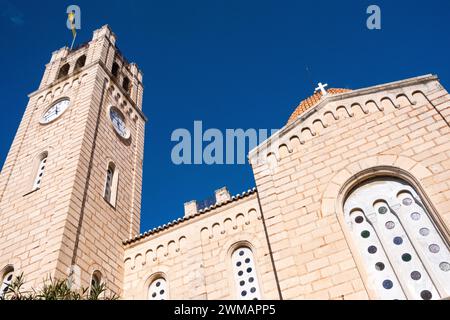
xmin=0 ymin=25 xmax=146 ymax=296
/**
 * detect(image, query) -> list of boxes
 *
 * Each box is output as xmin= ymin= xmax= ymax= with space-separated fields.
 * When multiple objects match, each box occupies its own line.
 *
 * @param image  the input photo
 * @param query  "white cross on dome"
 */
xmin=315 ymin=82 xmax=328 ymax=95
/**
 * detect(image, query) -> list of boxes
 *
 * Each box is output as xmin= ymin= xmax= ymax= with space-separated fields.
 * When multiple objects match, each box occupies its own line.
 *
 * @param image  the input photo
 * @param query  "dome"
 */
xmin=287 ymin=88 xmax=352 ymax=124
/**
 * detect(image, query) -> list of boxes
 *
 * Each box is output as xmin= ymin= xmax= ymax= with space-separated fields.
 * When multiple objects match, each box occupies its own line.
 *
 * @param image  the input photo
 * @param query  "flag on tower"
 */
xmin=68 ymin=11 xmax=77 ymax=49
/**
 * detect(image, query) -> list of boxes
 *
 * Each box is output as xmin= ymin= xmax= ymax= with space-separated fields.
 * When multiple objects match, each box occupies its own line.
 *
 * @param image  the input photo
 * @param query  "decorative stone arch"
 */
xmin=90 ymin=270 xmax=103 ymax=288
xmin=321 ymin=155 xmax=444 ymax=226
xmin=142 ymin=270 xmax=169 ymax=300
xmin=74 ymin=55 xmax=87 ymax=70
xmin=124 ymin=257 xmax=132 ymax=271
xmin=0 ymin=264 xmax=15 ymax=298
xmin=0 ymin=264 xmax=15 ymax=281
xmin=57 ymin=63 xmax=70 ymax=80
xmin=133 ymin=253 xmax=144 ymax=269
xmin=321 ymin=154 xmax=450 ymax=299
xmin=62 ymin=82 xmax=71 ymax=93
xmin=87 ymin=263 xmax=106 ymax=286
xmin=226 ymin=239 xmax=259 ymax=260
xmin=36 ymin=95 xmax=45 ymax=106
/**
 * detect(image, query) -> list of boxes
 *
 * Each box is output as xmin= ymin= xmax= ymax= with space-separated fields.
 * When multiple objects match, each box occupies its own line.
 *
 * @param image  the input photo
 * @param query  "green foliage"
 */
xmin=1 ymin=273 xmax=118 ymax=300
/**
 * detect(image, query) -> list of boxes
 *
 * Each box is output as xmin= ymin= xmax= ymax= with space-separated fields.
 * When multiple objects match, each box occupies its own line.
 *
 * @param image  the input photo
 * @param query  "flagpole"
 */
xmin=68 ymin=12 xmax=77 ymax=51
xmin=70 ymin=33 xmax=77 ymax=51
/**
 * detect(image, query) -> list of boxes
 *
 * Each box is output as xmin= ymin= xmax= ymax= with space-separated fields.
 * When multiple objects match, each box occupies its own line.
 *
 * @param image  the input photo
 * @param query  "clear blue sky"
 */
xmin=1 ymin=0 xmax=449 ymax=233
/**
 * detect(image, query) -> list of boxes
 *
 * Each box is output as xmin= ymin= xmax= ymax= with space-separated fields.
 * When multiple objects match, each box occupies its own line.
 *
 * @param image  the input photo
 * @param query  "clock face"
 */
xmin=41 ymin=99 xmax=70 ymax=124
xmin=109 ymin=107 xmax=130 ymax=139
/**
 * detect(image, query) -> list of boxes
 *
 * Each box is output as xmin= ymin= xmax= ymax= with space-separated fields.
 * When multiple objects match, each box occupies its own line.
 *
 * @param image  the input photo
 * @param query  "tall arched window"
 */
xmin=57 ymin=63 xmax=70 ymax=79
xmin=148 ymin=278 xmax=168 ymax=300
xmin=104 ymin=162 xmax=119 ymax=207
xmin=0 ymin=267 xmax=14 ymax=299
xmin=122 ymin=77 xmax=130 ymax=93
xmin=89 ymin=270 xmax=102 ymax=296
xmin=344 ymin=177 xmax=450 ymax=300
xmin=33 ymin=152 xmax=48 ymax=191
xmin=75 ymin=55 xmax=86 ymax=70
xmin=111 ymin=62 xmax=119 ymax=78
xmin=231 ymin=247 xmax=261 ymax=300
xmin=91 ymin=271 xmax=102 ymax=287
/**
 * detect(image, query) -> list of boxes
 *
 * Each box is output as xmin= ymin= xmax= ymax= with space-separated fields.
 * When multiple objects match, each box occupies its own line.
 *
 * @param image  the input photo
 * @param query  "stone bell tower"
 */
xmin=0 ymin=25 xmax=146 ymax=296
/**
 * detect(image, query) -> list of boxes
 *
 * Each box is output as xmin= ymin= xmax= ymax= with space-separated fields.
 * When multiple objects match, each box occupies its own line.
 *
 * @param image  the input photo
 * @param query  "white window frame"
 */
xmin=103 ymin=162 xmax=119 ymax=207
xmin=0 ymin=268 xmax=14 ymax=299
xmin=148 ymin=278 xmax=168 ymax=300
xmin=231 ymin=247 xmax=262 ymax=300
xmin=344 ymin=177 xmax=450 ymax=300
xmin=32 ymin=152 xmax=48 ymax=191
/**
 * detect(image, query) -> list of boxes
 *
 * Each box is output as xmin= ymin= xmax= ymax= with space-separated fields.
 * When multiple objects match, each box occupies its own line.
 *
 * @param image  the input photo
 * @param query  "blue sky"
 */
xmin=0 ymin=0 xmax=449 ymax=233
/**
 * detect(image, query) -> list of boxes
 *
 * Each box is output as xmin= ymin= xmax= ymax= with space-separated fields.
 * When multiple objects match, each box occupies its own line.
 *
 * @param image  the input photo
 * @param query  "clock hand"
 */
xmin=45 ymin=111 xmax=56 ymax=120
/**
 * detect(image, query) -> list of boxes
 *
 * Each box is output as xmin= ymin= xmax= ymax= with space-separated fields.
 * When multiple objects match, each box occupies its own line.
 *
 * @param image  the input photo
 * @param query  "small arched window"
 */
xmin=0 ymin=267 xmax=14 ymax=299
xmin=104 ymin=162 xmax=119 ymax=207
xmin=148 ymin=278 xmax=168 ymax=300
xmin=75 ymin=55 xmax=86 ymax=70
xmin=90 ymin=270 xmax=102 ymax=296
xmin=232 ymin=247 xmax=261 ymax=300
xmin=122 ymin=77 xmax=130 ymax=93
xmin=33 ymin=152 xmax=48 ymax=191
xmin=91 ymin=271 xmax=102 ymax=287
xmin=344 ymin=177 xmax=450 ymax=300
xmin=57 ymin=63 xmax=70 ymax=79
xmin=111 ymin=62 xmax=119 ymax=78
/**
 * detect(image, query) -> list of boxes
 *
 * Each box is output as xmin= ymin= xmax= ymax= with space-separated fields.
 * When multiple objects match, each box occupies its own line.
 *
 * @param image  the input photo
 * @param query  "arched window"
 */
xmin=75 ymin=55 xmax=86 ymax=70
xmin=90 ymin=270 xmax=102 ymax=296
xmin=104 ymin=162 xmax=119 ymax=207
xmin=344 ymin=177 xmax=450 ymax=300
xmin=0 ymin=267 xmax=14 ymax=299
xmin=111 ymin=62 xmax=119 ymax=78
xmin=33 ymin=152 xmax=48 ymax=191
xmin=57 ymin=63 xmax=70 ymax=79
xmin=231 ymin=247 xmax=261 ymax=300
xmin=91 ymin=271 xmax=102 ymax=287
xmin=148 ymin=278 xmax=168 ymax=300
xmin=122 ymin=77 xmax=130 ymax=93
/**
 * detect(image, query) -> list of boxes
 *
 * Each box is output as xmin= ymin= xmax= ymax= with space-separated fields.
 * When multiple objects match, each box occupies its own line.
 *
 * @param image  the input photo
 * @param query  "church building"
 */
xmin=1 ymin=25 xmax=450 ymax=300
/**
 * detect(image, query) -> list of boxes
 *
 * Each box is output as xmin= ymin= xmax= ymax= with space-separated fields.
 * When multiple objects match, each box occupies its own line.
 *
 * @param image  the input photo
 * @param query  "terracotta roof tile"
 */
xmin=123 ymin=188 xmax=257 ymax=245
xmin=287 ymin=88 xmax=352 ymax=124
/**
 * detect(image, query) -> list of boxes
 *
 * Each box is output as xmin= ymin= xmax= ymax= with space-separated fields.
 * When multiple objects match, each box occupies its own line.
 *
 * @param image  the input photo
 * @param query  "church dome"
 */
xmin=287 ymin=88 xmax=352 ymax=124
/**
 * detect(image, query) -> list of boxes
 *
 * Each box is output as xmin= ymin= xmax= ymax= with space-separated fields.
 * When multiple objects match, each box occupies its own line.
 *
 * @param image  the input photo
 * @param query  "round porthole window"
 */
xmin=355 ymin=216 xmax=364 ymax=224
xmin=411 ymin=271 xmax=421 ymax=281
xmin=148 ymin=278 xmax=167 ymax=300
xmin=402 ymin=198 xmax=413 ymax=206
xmin=382 ymin=280 xmax=393 ymax=290
xmin=378 ymin=207 xmax=388 ymax=214
xmin=439 ymin=262 xmax=450 ymax=272
xmin=375 ymin=262 xmax=385 ymax=271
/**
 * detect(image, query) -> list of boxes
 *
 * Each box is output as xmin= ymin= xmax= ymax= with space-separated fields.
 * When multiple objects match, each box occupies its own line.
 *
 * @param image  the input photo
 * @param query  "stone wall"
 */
xmin=0 ymin=25 xmax=146 ymax=296
xmin=123 ymin=191 xmax=280 ymax=300
xmin=249 ymin=75 xmax=450 ymax=299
